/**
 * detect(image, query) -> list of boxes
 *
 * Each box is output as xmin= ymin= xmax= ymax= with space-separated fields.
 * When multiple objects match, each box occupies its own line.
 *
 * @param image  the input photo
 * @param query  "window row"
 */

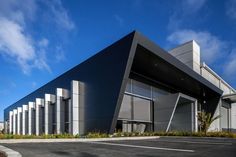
xmin=125 ymin=79 xmax=169 ymax=100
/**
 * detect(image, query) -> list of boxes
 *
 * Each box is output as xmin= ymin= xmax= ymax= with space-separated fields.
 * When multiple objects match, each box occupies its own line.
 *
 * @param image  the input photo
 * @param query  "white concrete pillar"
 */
xmin=71 ymin=80 xmax=85 ymax=135
xmin=68 ymin=99 xmax=72 ymax=134
xmin=13 ymin=109 xmax=17 ymax=135
xmin=169 ymin=40 xmax=200 ymax=74
xmin=36 ymin=98 xmax=44 ymax=136
xmin=17 ymin=107 xmax=22 ymax=135
xmin=4 ymin=121 xmax=9 ymax=134
xmin=231 ymin=103 xmax=236 ymax=131
xmin=44 ymin=94 xmax=56 ymax=135
xmin=71 ymin=80 xmax=79 ymax=135
xmin=56 ymin=88 xmax=69 ymax=134
xmin=22 ymin=105 xmax=28 ymax=135
xmin=9 ymin=111 xmax=13 ymax=134
xmin=194 ymin=100 xmax=198 ymax=132
xmin=28 ymin=102 xmax=35 ymax=135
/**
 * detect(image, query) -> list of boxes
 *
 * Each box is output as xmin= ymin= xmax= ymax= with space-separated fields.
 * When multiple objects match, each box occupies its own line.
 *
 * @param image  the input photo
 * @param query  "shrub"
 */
xmin=198 ymin=111 xmax=221 ymax=134
xmin=85 ymin=132 xmax=109 ymax=138
xmin=0 ymin=131 xmax=235 ymax=139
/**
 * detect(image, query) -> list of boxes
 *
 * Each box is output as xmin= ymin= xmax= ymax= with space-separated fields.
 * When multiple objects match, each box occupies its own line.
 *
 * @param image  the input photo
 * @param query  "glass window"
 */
xmin=152 ymin=86 xmax=168 ymax=100
xmin=132 ymin=80 xmax=151 ymax=98
xmin=118 ymin=95 xmax=132 ymax=120
xmin=133 ymin=97 xmax=151 ymax=121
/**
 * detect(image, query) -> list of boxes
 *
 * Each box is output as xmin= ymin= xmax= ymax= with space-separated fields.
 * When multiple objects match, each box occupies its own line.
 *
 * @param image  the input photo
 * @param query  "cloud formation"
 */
xmin=226 ymin=0 xmax=236 ymax=20
xmin=224 ymin=49 xmax=236 ymax=81
xmin=0 ymin=0 xmax=74 ymax=74
xmin=168 ymin=0 xmax=207 ymax=30
xmin=0 ymin=16 xmax=36 ymax=74
xmin=43 ymin=0 xmax=75 ymax=30
xmin=167 ymin=29 xmax=227 ymax=64
xmin=114 ymin=14 xmax=124 ymax=27
xmin=166 ymin=0 xmax=236 ymax=83
xmin=183 ymin=0 xmax=206 ymax=13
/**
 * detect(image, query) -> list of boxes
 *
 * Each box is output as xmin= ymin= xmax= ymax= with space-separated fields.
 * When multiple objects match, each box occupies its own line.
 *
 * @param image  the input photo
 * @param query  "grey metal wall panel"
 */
xmin=170 ymin=101 xmax=192 ymax=131
xmin=154 ymin=93 xmax=179 ymax=131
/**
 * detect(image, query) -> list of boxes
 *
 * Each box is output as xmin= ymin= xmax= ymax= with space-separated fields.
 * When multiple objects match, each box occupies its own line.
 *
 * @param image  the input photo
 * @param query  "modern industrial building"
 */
xmin=3 ymin=31 xmax=236 ymax=135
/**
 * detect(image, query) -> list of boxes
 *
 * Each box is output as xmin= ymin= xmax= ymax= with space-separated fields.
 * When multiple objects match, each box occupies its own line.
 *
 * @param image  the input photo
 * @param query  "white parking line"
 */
xmin=87 ymin=141 xmax=195 ymax=153
xmin=156 ymin=140 xmax=233 ymax=145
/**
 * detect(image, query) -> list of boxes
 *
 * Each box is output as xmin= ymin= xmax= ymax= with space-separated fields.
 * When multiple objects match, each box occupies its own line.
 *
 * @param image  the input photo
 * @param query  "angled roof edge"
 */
xmin=109 ymin=31 xmax=137 ymax=133
xmin=4 ymin=31 xmax=137 ymax=113
xmin=110 ymin=30 xmax=224 ymax=133
xmin=131 ymin=31 xmax=223 ymax=95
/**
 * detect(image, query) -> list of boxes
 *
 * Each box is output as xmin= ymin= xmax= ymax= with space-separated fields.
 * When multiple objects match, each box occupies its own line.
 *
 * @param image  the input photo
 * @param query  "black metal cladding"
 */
xmin=4 ymin=31 xmax=223 ymax=134
xmin=4 ymin=31 xmax=135 ymax=134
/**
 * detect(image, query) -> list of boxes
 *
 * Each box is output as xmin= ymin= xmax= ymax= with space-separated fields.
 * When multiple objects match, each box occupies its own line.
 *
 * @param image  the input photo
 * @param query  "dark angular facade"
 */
xmin=4 ymin=31 xmax=223 ymax=135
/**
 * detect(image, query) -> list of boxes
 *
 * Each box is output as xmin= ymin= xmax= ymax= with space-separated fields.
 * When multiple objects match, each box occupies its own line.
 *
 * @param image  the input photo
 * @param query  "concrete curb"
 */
xmin=0 ymin=145 xmax=22 ymax=157
xmin=159 ymin=136 xmax=236 ymax=141
xmin=0 ymin=136 xmax=160 ymax=144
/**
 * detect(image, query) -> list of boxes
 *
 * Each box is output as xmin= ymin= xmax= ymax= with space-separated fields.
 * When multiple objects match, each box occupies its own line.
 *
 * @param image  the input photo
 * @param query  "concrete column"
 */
xmin=231 ymin=103 xmax=236 ymax=132
xmin=194 ymin=100 xmax=198 ymax=132
xmin=22 ymin=105 xmax=28 ymax=135
xmin=45 ymin=94 xmax=56 ymax=135
xmin=9 ymin=111 xmax=13 ymax=134
xmin=71 ymin=80 xmax=85 ymax=135
xmin=17 ymin=107 xmax=22 ymax=135
xmin=68 ymin=99 xmax=72 ymax=134
xmin=36 ymin=98 xmax=44 ymax=136
xmin=28 ymin=102 xmax=35 ymax=135
xmin=169 ymin=40 xmax=200 ymax=74
xmin=4 ymin=121 xmax=9 ymax=134
xmin=13 ymin=109 xmax=17 ymax=135
xmin=71 ymin=80 xmax=79 ymax=135
xmin=56 ymin=88 xmax=69 ymax=134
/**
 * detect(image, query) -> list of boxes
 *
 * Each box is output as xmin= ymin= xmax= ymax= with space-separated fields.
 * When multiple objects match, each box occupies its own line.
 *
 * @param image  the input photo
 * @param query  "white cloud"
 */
xmin=0 ymin=0 xmax=37 ymax=25
xmin=167 ymin=29 xmax=227 ymax=64
xmin=43 ymin=0 xmax=75 ymax=30
xmin=0 ymin=0 xmax=51 ymax=74
xmin=114 ymin=14 xmax=124 ymax=27
xmin=31 ymin=81 xmax=37 ymax=88
xmin=0 ymin=17 xmax=35 ymax=60
xmin=33 ymin=47 xmax=51 ymax=73
xmin=226 ymin=0 xmax=236 ymax=20
xmin=167 ymin=29 xmax=236 ymax=86
xmin=224 ymin=49 xmax=236 ymax=79
xmin=168 ymin=0 xmax=206 ymax=30
xmin=0 ymin=0 xmax=75 ymax=74
xmin=0 ymin=17 xmax=36 ymax=74
xmin=38 ymin=38 xmax=49 ymax=48
xmin=184 ymin=0 xmax=207 ymax=13
xmin=55 ymin=46 xmax=66 ymax=63
xmin=168 ymin=13 xmax=182 ymax=31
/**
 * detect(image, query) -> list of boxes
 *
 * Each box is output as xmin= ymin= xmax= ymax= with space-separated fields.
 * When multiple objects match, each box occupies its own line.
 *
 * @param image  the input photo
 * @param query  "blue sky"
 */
xmin=0 ymin=0 xmax=236 ymax=120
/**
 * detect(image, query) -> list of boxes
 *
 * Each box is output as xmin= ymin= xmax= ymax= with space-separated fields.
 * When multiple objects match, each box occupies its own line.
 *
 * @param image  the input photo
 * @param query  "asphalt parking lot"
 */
xmin=1 ymin=137 xmax=236 ymax=157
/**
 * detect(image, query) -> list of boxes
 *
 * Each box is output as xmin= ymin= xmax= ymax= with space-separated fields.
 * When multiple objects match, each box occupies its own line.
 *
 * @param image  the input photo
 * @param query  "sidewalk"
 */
xmin=0 ymin=136 xmax=160 ymax=144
